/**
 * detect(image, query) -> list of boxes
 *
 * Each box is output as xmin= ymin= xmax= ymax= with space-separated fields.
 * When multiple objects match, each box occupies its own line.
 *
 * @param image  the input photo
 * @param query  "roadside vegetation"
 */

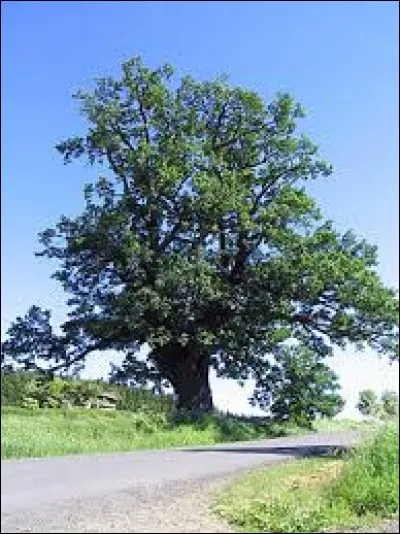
xmin=313 ymin=417 xmax=378 ymax=433
xmin=1 ymin=369 xmax=361 ymax=460
xmin=0 ymin=369 xmax=307 ymax=459
xmin=1 ymin=405 xmax=308 ymax=459
xmin=357 ymin=388 xmax=399 ymax=420
xmin=214 ymin=423 xmax=399 ymax=533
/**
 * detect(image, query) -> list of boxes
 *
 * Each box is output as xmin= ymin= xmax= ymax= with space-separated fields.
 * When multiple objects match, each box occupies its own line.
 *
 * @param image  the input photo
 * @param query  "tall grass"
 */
xmin=328 ymin=422 xmax=399 ymax=517
xmin=215 ymin=423 xmax=399 ymax=533
xmin=1 ymin=406 xmax=306 ymax=459
xmin=1 ymin=370 xmax=375 ymax=461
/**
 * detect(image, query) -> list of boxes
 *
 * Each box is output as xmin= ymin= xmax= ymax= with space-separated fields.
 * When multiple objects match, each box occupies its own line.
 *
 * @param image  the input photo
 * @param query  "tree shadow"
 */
xmin=168 ymin=409 xmax=316 ymax=441
xmin=183 ymin=445 xmax=349 ymax=457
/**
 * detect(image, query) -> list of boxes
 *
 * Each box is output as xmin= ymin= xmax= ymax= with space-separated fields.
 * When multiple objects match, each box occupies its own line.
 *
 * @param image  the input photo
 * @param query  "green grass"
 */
xmin=215 ymin=423 xmax=399 ymax=533
xmin=328 ymin=423 xmax=399 ymax=517
xmin=1 ymin=406 xmax=378 ymax=461
xmin=313 ymin=417 xmax=377 ymax=433
xmin=1 ymin=369 xmax=378 ymax=461
xmin=1 ymin=406 xmax=308 ymax=459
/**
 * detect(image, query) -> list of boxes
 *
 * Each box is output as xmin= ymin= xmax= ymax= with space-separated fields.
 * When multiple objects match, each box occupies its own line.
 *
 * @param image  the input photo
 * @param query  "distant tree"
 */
xmin=1 ymin=354 xmax=13 ymax=372
xmin=357 ymin=389 xmax=379 ymax=417
xmin=381 ymin=390 xmax=399 ymax=418
xmin=250 ymin=345 xmax=345 ymax=427
xmin=1 ymin=56 xmax=398 ymax=412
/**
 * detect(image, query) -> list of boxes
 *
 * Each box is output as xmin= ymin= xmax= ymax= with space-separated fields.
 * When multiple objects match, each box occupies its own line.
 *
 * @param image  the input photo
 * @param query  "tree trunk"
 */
xmin=151 ymin=343 xmax=213 ymax=412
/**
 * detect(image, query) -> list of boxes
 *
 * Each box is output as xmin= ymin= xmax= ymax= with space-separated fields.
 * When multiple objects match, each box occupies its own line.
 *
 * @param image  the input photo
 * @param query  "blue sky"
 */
xmin=2 ymin=1 xmax=399 ymax=417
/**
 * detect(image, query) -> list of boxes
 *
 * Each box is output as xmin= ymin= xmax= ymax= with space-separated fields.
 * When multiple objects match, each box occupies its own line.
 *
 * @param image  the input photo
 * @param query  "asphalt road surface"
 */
xmin=1 ymin=430 xmax=362 ymax=533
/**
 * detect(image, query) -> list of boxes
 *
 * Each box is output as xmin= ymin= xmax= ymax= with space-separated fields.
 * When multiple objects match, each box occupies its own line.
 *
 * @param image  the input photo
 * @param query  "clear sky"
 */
xmin=2 ymin=1 xmax=399 ymax=418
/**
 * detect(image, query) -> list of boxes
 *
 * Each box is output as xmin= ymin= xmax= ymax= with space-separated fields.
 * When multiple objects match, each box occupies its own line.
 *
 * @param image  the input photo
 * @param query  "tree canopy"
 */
xmin=381 ymin=390 xmax=399 ymax=417
xmin=250 ymin=345 xmax=344 ymax=426
xmin=357 ymin=389 xmax=399 ymax=418
xmin=2 ymin=57 xmax=398 ymax=411
xmin=357 ymin=389 xmax=379 ymax=417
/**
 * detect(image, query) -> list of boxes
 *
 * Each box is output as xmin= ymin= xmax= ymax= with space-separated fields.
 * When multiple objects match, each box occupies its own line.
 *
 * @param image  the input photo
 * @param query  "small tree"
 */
xmin=381 ymin=390 xmax=399 ymax=418
xmin=357 ymin=389 xmax=379 ymax=417
xmin=250 ymin=345 xmax=344 ymax=427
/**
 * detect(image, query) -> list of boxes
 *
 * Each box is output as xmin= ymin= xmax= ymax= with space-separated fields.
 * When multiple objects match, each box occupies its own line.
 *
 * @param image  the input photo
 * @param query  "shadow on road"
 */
xmin=183 ymin=445 xmax=349 ymax=456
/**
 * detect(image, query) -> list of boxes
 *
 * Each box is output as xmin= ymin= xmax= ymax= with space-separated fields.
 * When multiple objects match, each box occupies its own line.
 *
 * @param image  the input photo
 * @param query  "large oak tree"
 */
xmin=2 ymin=57 xmax=398 ymax=411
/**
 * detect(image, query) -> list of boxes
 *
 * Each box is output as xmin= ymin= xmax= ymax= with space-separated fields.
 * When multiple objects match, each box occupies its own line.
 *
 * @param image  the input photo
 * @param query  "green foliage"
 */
xmin=1 ymin=369 xmax=40 ymax=405
xmin=114 ymin=382 xmax=174 ymax=414
xmin=1 ymin=56 xmax=398 ymax=410
xmin=22 ymin=397 xmax=40 ymax=409
xmin=1 ymin=369 xmax=174 ymax=413
xmin=328 ymin=424 xmax=399 ymax=517
xmin=381 ymin=390 xmax=399 ymax=418
xmin=251 ymin=345 xmax=344 ymax=427
xmin=215 ymin=456 xmax=352 ymax=533
xmin=1 ymin=406 xmax=305 ymax=459
xmin=357 ymin=389 xmax=399 ymax=419
xmin=357 ymin=389 xmax=380 ymax=417
xmin=314 ymin=417 xmax=376 ymax=433
xmin=215 ymin=424 xmax=399 ymax=533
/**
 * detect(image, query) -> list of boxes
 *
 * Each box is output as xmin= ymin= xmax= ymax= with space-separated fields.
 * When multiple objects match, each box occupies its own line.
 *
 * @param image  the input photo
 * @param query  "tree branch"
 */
xmin=230 ymin=232 xmax=263 ymax=283
xmin=211 ymin=102 xmax=228 ymax=149
xmin=106 ymin=148 xmax=129 ymax=194
xmin=136 ymin=82 xmax=150 ymax=145
xmin=250 ymin=164 xmax=302 ymax=217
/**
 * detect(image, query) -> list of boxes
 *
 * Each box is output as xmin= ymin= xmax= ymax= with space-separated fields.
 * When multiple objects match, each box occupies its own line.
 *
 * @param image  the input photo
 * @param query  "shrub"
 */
xmin=1 ymin=369 xmax=175 ymax=414
xmin=1 ymin=369 xmax=41 ymax=406
xmin=381 ymin=391 xmax=399 ymax=418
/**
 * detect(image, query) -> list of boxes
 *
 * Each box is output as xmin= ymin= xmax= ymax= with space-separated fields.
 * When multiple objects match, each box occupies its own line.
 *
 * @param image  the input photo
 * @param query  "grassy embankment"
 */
xmin=1 ymin=369 xmax=371 ymax=460
xmin=214 ymin=423 xmax=399 ymax=533
xmin=0 ymin=369 xmax=306 ymax=459
xmin=1 ymin=405 xmax=310 ymax=459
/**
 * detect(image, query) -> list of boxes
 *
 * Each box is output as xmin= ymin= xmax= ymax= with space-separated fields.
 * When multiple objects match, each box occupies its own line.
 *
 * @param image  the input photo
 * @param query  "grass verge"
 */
xmin=1 ymin=406 xmax=306 ymax=459
xmin=214 ymin=423 xmax=399 ymax=533
xmin=313 ymin=417 xmax=378 ymax=433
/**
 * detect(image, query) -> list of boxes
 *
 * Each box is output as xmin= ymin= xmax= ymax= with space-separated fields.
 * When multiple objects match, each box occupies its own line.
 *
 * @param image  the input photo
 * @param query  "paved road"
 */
xmin=1 ymin=430 xmax=362 ymax=533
